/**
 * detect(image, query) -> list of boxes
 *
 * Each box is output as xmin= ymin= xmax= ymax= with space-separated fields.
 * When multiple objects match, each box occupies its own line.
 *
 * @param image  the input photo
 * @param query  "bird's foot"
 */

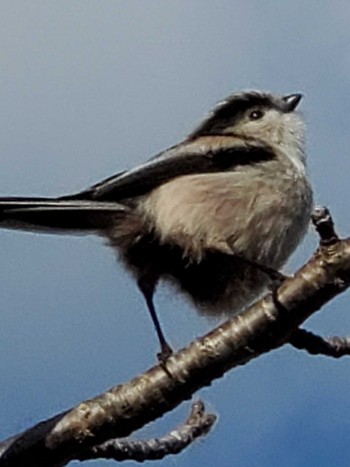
xmin=157 ymin=341 xmax=174 ymax=365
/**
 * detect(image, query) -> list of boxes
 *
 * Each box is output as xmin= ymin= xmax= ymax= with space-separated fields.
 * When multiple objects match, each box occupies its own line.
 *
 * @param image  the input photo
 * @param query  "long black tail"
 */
xmin=0 ymin=197 xmax=130 ymax=234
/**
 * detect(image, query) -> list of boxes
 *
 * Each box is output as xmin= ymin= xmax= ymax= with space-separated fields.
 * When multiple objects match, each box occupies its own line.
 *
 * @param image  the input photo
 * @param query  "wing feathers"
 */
xmin=0 ymin=198 xmax=129 ymax=233
xmin=71 ymin=139 xmax=274 ymax=202
xmin=0 ymin=137 xmax=274 ymax=234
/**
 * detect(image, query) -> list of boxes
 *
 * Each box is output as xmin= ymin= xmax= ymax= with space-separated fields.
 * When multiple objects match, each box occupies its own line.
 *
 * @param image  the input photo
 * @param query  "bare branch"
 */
xmin=77 ymin=400 xmax=216 ymax=462
xmin=1 ymin=209 xmax=350 ymax=466
xmin=286 ymin=207 xmax=350 ymax=357
xmin=311 ymin=205 xmax=339 ymax=245
xmin=289 ymin=328 xmax=350 ymax=358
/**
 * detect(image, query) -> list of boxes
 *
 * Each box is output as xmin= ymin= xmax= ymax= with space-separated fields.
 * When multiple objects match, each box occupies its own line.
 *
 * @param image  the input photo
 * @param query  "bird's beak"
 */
xmin=282 ymin=93 xmax=303 ymax=112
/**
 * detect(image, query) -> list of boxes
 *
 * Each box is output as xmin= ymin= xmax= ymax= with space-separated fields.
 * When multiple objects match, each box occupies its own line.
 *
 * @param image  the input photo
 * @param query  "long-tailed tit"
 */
xmin=0 ymin=91 xmax=313 ymax=360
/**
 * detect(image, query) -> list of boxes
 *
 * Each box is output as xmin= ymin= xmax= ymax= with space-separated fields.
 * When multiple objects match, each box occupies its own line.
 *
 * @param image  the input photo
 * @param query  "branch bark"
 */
xmin=77 ymin=400 xmax=216 ymax=462
xmin=0 ymin=208 xmax=349 ymax=466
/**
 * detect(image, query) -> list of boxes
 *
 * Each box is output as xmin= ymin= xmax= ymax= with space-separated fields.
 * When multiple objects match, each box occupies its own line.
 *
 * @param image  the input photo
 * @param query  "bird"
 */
xmin=0 ymin=90 xmax=313 ymax=361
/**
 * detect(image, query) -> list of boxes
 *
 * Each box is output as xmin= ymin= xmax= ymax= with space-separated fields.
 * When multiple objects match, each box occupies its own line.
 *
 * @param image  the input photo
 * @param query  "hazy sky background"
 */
xmin=1 ymin=2 xmax=350 ymax=466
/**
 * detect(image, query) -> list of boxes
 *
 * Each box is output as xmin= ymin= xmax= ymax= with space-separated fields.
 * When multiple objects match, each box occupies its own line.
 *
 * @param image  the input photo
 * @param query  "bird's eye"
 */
xmin=249 ymin=109 xmax=264 ymax=120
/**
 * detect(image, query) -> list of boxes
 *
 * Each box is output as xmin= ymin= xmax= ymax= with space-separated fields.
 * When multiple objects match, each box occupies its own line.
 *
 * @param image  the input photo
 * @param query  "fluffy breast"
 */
xmin=140 ymin=163 xmax=312 ymax=267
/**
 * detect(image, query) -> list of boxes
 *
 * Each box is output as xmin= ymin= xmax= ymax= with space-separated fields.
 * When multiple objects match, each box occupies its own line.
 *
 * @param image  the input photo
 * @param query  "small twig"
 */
xmin=78 ymin=400 xmax=216 ymax=462
xmin=312 ymin=206 xmax=339 ymax=245
xmin=289 ymin=328 xmax=350 ymax=358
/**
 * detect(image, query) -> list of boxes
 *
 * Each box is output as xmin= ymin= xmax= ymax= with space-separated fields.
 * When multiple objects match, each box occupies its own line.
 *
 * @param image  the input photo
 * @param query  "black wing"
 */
xmin=0 ymin=139 xmax=273 ymax=234
xmin=68 ymin=139 xmax=274 ymax=202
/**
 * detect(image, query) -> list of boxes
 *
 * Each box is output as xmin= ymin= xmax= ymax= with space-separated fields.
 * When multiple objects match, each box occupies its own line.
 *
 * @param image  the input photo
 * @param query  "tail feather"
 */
xmin=0 ymin=197 xmax=130 ymax=234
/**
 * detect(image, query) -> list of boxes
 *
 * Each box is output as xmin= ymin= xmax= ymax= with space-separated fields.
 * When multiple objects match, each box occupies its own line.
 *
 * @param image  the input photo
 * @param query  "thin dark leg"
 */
xmin=237 ymin=256 xmax=288 ymax=314
xmin=138 ymin=278 xmax=173 ymax=362
xmin=234 ymin=254 xmax=287 ymax=285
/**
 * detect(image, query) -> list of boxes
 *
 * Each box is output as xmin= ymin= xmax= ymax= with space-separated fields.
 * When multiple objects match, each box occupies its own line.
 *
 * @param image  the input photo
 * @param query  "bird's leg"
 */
xmin=232 ymin=254 xmax=288 ymax=311
xmin=226 ymin=237 xmax=287 ymax=285
xmin=137 ymin=277 xmax=173 ymax=363
xmin=230 ymin=253 xmax=287 ymax=287
xmin=241 ymin=257 xmax=286 ymax=286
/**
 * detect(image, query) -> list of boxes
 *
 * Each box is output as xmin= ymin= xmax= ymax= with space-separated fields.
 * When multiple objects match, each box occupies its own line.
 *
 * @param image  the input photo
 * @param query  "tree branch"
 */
xmin=77 ymin=400 xmax=216 ymax=462
xmin=1 ymin=208 xmax=350 ymax=466
xmin=289 ymin=328 xmax=350 ymax=357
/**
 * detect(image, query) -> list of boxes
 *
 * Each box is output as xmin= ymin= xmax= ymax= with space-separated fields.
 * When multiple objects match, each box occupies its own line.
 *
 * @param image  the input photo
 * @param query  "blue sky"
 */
xmin=1 ymin=2 xmax=350 ymax=466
